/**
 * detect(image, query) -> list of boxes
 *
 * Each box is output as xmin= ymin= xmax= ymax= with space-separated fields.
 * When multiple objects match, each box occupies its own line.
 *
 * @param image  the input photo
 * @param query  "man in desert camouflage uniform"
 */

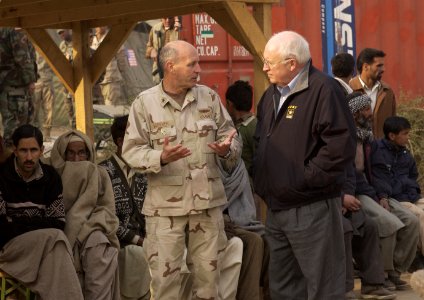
xmin=123 ymin=40 xmax=241 ymax=300
xmin=91 ymin=26 xmax=126 ymax=105
xmin=146 ymin=17 xmax=180 ymax=84
xmin=33 ymin=51 xmax=55 ymax=140
xmin=57 ymin=29 xmax=75 ymax=128
xmin=0 ymin=27 xmax=37 ymax=146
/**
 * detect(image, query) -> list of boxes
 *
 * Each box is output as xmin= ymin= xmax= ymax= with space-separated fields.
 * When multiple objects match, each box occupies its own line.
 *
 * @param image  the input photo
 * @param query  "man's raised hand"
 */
xmin=160 ymin=137 xmax=191 ymax=165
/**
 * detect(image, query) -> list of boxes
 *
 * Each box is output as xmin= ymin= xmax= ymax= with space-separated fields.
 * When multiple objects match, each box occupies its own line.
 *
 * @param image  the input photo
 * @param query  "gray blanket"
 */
xmin=219 ymin=159 xmax=265 ymax=235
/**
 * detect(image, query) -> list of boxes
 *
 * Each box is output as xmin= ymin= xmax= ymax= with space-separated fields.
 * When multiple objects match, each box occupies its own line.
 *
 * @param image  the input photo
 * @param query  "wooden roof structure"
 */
xmin=0 ymin=0 xmax=277 ymax=139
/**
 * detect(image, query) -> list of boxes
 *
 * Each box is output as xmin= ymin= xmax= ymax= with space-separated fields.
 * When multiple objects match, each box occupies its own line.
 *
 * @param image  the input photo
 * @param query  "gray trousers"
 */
xmin=358 ymin=195 xmax=419 ymax=272
xmin=343 ymin=214 xmax=385 ymax=292
xmin=265 ymin=198 xmax=345 ymax=300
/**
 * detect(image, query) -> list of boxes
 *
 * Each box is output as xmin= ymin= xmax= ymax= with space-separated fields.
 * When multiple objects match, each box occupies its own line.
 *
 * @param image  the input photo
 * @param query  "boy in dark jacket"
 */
xmin=371 ymin=116 xmax=424 ymax=269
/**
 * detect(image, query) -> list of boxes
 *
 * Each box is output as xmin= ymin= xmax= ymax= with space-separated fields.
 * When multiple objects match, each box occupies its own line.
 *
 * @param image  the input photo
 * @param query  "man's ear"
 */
xmin=388 ymin=132 xmax=396 ymax=141
xmin=41 ymin=145 xmax=45 ymax=155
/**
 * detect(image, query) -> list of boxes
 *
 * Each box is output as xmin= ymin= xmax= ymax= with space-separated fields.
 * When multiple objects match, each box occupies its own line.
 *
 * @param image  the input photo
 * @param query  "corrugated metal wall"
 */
xmin=354 ymin=0 xmax=424 ymax=100
xmin=283 ymin=0 xmax=424 ymax=100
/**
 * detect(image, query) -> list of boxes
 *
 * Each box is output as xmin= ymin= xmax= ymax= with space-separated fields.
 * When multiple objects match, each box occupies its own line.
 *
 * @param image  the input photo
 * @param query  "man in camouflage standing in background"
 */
xmin=0 ymin=27 xmax=37 ymax=147
xmin=57 ymin=29 xmax=75 ymax=128
xmin=33 ymin=51 xmax=55 ymax=141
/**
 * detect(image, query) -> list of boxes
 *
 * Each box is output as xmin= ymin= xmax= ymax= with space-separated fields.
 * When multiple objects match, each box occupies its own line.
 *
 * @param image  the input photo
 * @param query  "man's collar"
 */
xmin=334 ymin=77 xmax=353 ymax=94
xmin=235 ymin=112 xmax=254 ymax=126
xmin=159 ymin=82 xmax=196 ymax=108
xmin=358 ymin=76 xmax=380 ymax=91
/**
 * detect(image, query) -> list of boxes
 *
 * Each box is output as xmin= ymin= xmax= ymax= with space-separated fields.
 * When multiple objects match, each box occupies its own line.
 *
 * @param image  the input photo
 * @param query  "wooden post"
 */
xmin=252 ymin=3 xmax=272 ymax=107
xmin=72 ymin=21 xmax=94 ymax=140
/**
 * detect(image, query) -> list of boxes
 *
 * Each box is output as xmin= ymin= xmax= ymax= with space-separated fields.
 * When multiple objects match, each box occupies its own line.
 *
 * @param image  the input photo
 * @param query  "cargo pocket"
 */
xmin=196 ymin=119 xmax=218 ymax=154
xmin=150 ymin=127 xmax=177 ymax=150
xmin=207 ymin=167 xmax=225 ymax=201
xmin=149 ymin=174 xmax=184 ymax=208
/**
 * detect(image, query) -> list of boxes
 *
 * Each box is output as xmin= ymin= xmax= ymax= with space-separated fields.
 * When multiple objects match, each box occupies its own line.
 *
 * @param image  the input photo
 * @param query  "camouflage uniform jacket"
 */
xmin=59 ymin=40 xmax=73 ymax=61
xmin=122 ymin=84 xmax=241 ymax=217
xmin=145 ymin=22 xmax=180 ymax=58
xmin=36 ymin=52 xmax=54 ymax=83
xmin=0 ymin=28 xmax=37 ymax=88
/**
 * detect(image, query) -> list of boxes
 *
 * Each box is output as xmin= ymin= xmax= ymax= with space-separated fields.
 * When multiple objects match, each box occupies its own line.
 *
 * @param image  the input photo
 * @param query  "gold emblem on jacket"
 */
xmin=286 ymin=105 xmax=297 ymax=119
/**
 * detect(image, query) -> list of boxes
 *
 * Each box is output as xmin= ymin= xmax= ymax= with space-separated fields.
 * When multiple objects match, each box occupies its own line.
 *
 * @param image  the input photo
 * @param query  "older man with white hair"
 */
xmin=253 ymin=31 xmax=356 ymax=299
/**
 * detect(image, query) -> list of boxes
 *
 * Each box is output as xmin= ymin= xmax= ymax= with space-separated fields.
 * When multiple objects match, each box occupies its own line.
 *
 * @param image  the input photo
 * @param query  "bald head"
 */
xmin=265 ymin=31 xmax=311 ymax=65
xmin=160 ymin=40 xmax=201 ymax=94
xmin=159 ymin=40 xmax=196 ymax=72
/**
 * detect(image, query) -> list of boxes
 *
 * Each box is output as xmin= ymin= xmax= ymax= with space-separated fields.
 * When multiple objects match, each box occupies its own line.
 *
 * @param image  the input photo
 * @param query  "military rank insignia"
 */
xmin=286 ymin=105 xmax=297 ymax=119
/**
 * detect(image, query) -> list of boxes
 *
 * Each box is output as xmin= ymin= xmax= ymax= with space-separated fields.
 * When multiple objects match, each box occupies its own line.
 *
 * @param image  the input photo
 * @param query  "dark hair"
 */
xmin=356 ymin=48 xmax=386 ymax=73
xmin=11 ymin=124 xmax=43 ymax=148
xmin=111 ymin=115 xmax=129 ymax=145
xmin=383 ymin=116 xmax=411 ymax=139
xmin=331 ymin=52 xmax=355 ymax=78
xmin=225 ymin=80 xmax=253 ymax=112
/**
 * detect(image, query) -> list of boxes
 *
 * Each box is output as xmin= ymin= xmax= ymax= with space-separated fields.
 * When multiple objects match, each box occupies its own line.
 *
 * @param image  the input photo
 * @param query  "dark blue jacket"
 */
xmin=253 ymin=63 xmax=356 ymax=210
xmin=371 ymin=138 xmax=421 ymax=202
xmin=350 ymin=141 xmax=378 ymax=200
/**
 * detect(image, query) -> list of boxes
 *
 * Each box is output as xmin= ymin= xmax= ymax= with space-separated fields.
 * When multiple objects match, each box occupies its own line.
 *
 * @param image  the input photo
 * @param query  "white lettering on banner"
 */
xmin=194 ymin=13 xmax=219 ymax=57
xmin=333 ymin=0 xmax=354 ymax=55
xmin=197 ymin=46 xmax=218 ymax=56
xmin=233 ymin=46 xmax=250 ymax=57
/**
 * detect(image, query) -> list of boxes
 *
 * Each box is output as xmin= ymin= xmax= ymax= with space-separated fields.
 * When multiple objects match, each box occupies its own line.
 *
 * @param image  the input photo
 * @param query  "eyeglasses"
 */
xmin=261 ymin=56 xmax=294 ymax=68
xmin=65 ymin=149 xmax=88 ymax=159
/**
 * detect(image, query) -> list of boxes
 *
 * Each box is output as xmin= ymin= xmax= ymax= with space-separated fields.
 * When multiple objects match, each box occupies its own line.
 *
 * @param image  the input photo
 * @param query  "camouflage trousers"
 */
xmin=33 ymin=81 xmax=54 ymax=138
xmin=62 ymin=87 xmax=75 ymax=129
xmin=100 ymin=82 xmax=126 ymax=106
xmin=144 ymin=207 xmax=227 ymax=300
xmin=0 ymin=86 xmax=33 ymax=144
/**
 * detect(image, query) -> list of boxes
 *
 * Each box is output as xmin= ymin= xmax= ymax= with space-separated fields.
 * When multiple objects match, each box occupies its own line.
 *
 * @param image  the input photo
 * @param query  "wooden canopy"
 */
xmin=0 ymin=0 xmax=277 ymax=139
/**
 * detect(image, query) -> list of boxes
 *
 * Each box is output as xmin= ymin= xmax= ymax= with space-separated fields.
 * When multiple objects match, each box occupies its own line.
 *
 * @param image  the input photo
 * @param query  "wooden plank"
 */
xmin=0 ymin=0 xmax=278 ymax=10
xmin=206 ymin=2 xmax=267 ymax=57
xmin=24 ymin=28 xmax=74 ymax=92
xmin=0 ymin=0 xmax=138 ymax=19
xmin=0 ymin=1 xmax=212 ymax=28
xmin=72 ymin=21 xmax=94 ymax=140
xmin=252 ymin=3 xmax=271 ymax=107
xmin=90 ymin=22 xmax=136 ymax=84
xmin=205 ymin=4 xmax=251 ymax=50
xmin=0 ymin=0 xmax=47 ymax=7
xmin=251 ymin=3 xmax=271 ymax=223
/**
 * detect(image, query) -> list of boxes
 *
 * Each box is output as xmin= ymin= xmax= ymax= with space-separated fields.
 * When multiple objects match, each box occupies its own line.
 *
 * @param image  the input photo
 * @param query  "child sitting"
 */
xmin=371 ymin=116 xmax=424 ymax=271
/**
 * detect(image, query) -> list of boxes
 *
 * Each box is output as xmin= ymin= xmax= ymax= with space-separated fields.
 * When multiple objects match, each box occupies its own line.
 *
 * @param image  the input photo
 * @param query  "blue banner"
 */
xmin=320 ymin=0 xmax=357 ymax=75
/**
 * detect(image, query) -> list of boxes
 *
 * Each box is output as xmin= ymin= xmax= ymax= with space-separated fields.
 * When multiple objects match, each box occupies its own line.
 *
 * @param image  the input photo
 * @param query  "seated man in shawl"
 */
xmin=99 ymin=116 xmax=151 ymax=300
xmin=47 ymin=130 xmax=120 ymax=300
xmin=0 ymin=125 xmax=83 ymax=300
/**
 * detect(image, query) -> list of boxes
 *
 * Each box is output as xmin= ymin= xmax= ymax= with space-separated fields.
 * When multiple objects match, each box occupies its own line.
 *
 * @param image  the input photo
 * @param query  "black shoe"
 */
xmin=361 ymin=285 xmax=397 ymax=299
xmin=383 ymin=279 xmax=396 ymax=291
xmin=388 ymin=274 xmax=409 ymax=290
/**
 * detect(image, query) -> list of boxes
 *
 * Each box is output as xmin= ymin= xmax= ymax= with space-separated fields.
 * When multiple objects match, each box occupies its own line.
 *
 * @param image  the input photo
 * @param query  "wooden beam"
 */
xmin=90 ymin=22 xmax=136 ymax=84
xmin=0 ymin=0 xmax=138 ymax=19
xmin=0 ymin=0 xmax=47 ymax=7
xmin=0 ymin=1 xmax=212 ymax=28
xmin=72 ymin=21 xmax=94 ymax=140
xmin=24 ymin=28 xmax=74 ymax=92
xmin=205 ymin=4 xmax=251 ymax=51
xmin=252 ymin=3 xmax=271 ymax=108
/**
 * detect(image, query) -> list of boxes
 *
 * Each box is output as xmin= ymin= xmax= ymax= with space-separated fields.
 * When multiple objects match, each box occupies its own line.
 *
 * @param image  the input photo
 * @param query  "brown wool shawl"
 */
xmin=44 ymin=130 xmax=119 ymax=249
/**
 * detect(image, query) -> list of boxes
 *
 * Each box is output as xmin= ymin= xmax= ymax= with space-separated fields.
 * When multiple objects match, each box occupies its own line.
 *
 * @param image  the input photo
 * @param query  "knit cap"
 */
xmin=347 ymin=92 xmax=371 ymax=114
